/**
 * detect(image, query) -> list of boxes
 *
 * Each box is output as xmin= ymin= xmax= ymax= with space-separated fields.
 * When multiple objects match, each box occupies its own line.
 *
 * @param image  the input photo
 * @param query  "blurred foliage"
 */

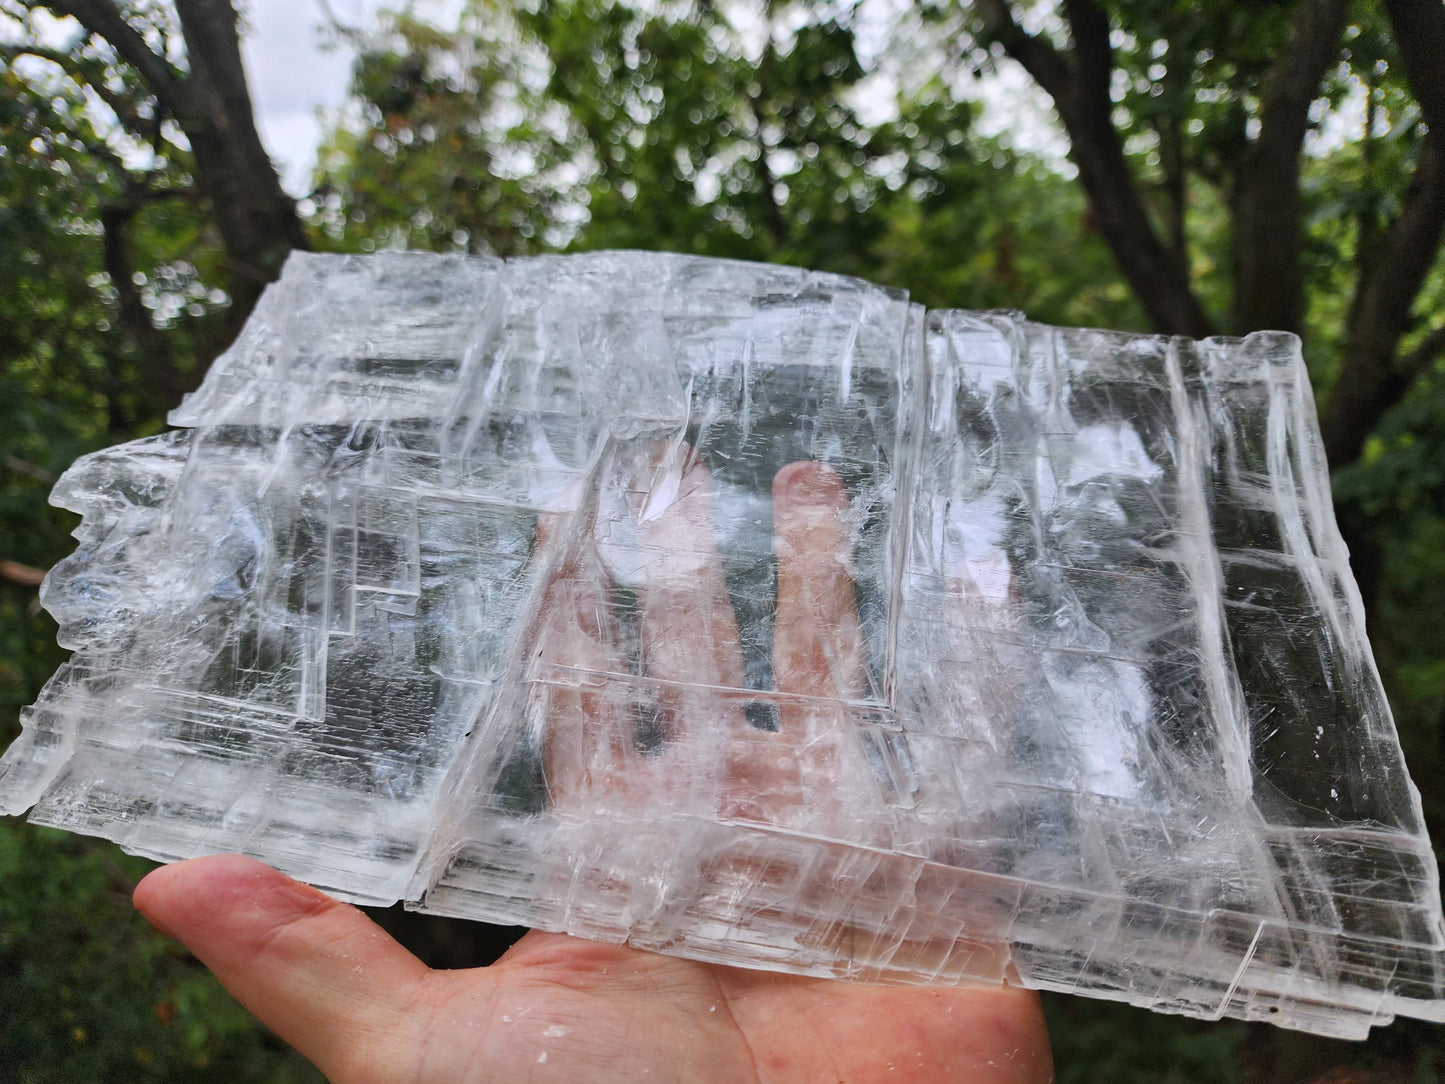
xmin=0 ymin=3 xmax=319 ymax=1075
xmin=317 ymin=0 xmax=1143 ymax=329
xmin=3 ymin=0 xmax=1445 ymax=1081
xmin=0 ymin=826 xmax=323 ymax=1082
xmin=1044 ymin=994 xmax=1248 ymax=1084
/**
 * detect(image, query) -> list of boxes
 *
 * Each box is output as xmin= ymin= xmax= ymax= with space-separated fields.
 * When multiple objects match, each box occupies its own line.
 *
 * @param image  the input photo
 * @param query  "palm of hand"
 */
xmin=135 ymin=455 xmax=1053 ymax=1083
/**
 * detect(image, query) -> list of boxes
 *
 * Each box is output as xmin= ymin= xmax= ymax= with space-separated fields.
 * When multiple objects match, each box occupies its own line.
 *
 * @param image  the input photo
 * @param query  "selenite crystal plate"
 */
xmin=3 ymin=251 xmax=1442 ymax=1037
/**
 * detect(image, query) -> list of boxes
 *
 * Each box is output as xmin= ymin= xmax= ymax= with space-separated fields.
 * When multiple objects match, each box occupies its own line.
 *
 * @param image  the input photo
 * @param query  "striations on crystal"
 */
xmin=2 ymin=250 xmax=1441 ymax=1038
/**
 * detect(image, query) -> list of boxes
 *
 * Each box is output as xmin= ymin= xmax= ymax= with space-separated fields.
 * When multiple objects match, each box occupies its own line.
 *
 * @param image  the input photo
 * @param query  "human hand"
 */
xmin=133 ymin=454 xmax=1053 ymax=1083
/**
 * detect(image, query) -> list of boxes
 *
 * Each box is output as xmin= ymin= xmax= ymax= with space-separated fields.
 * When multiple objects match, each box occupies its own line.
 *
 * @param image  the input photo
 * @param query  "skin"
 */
xmin=133 ymin=456 xmax=1054 ymax=1084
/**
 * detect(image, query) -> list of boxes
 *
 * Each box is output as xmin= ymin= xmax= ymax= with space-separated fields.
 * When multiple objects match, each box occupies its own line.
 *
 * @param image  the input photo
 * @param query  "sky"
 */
xmin=240 ymin=0 xmax=462 ymax=195
xmin=239 ymin=0 xmax=360 ymax=195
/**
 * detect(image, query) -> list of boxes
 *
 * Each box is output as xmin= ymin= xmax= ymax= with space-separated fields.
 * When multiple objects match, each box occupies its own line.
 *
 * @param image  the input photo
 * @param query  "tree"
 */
xmin=965 ymin=0 xmax=1445 ymax=472
xmin=321 ymin=1 xmax=1142 ymax=328
xmin=313 ymin=9 xmax=585 ymax=256
xmin=328 ymin=0 xmax=1445 ymax=482
xmin=5 ymin=0 xmax=306 ymax=362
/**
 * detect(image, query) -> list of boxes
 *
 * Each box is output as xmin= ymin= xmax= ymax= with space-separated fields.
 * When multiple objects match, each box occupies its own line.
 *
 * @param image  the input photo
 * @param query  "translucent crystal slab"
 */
xmin=2 ymin=251 xmax=1442 ymax=1039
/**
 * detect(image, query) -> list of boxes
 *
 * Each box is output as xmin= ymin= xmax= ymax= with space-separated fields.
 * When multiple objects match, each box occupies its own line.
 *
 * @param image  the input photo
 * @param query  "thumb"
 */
xmin=134 ymin=854 xmax=432 ymax=1081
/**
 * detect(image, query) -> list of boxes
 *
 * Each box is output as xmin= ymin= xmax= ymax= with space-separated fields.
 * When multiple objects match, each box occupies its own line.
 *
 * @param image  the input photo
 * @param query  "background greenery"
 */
xmin=2 ymin=1 xmax=1444 ymax=1080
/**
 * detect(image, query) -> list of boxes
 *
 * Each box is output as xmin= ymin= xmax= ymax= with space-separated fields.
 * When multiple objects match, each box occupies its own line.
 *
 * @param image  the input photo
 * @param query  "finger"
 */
xmin=772 ymin=461 xmax=864 ymax=700
xmin=636 ymin=447 xmax=745 ymax=692
xmin=532 ymin=511 xmax=635 ymax=808
xmin=630 ymin=446 xmax=751 ymax=809
xmin=133 ymin=855 xmax=432 ymax=1083
xmin=765 ymin=461 xmax=868 ymax=831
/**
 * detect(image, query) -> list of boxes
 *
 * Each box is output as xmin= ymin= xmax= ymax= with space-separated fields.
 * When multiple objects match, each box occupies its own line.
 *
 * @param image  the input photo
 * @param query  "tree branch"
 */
xmin=1230 ymin=0 xmax=1350 ymax=335
xmin=172 ymin=0 xmax=258 ymax=131
xmin=1383 ymin=0 xmax=1445 ymax=134
xmin=0 ymin=560 xmax=46 ymax=588
xmin=1060 ymin=0 xmax=1112 ymax=101
xmin=39 ymin=0 xmax=188 ymax=118
xmin=1322 ymin=129 xmax=1445 ymax=467
xmin=976 ymin=0 xmax=1213 ymax=337
xmin=972 ymin=0 xmax=1071 ymax=101
xmin=1157 ymin=56 xmax=1191 ymax=268
xmin=1 ymin=41 xmax=160 ymax=144
xmin=1356 ymin=63 xmax=1383 ymax=282
xmin=169 ymin=0 xmax=307 ymax=315
xmin=100 ymin=190 xmax=188 ymax=416
xmin=1400 ymin=320 xmax=1445 ymax=378
xmin=3 ymin=456 xmax=57 ymax=484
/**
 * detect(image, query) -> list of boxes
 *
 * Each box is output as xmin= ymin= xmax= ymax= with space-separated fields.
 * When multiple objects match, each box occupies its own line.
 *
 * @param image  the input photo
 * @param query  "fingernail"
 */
xmin=781 ymin=462 xmax=809 ymax=499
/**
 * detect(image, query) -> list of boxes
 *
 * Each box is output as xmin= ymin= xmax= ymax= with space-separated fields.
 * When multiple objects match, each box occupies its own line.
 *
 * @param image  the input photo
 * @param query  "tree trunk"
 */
xmin=975 ymin=0 xmax=1214 ymax=338
xmin=44 ymin=0 xmax=307 ymax=328
xmin=1321 ymin=131 xmax=1445 ymax=469
xmin=100 ymin=199 xmax=186 ymax=425
xmin=1229 ymin=0 xmax=1350 ymax=336
xmin=171 ymin=0 xmax=308 ymax=321
xmin=1313 ymin=0 xmax=1445 ymax=469
xmin=1054 ymin=90 xmax=1213 ymax=338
